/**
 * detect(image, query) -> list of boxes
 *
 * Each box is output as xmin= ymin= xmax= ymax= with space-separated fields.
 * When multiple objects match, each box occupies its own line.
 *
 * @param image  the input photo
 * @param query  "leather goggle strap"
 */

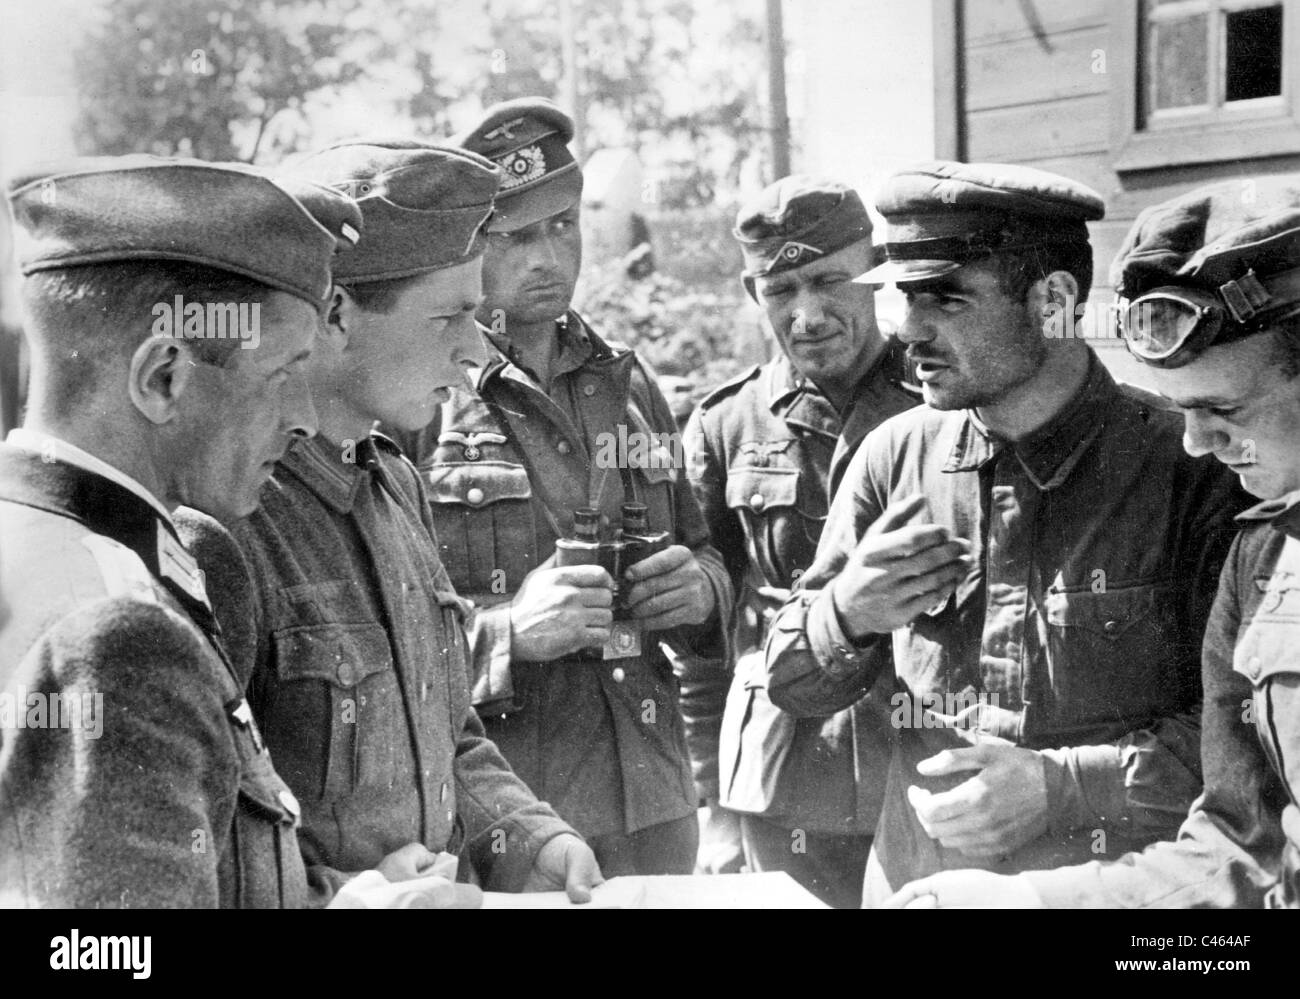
xmin=1123 ymin=268 xmax=1300 ymax=364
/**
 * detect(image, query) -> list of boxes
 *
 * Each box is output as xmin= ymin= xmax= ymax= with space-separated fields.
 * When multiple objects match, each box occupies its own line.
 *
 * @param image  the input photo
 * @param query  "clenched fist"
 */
xmin=830 ymin=494 xmax=971 ymax=642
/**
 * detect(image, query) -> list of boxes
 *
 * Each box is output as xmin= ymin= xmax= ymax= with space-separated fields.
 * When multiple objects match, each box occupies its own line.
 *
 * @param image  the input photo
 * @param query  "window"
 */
xmin=1111 ymin=0 xmax=1300 ymax=171
xmin=1147 ymin=1 xmax=1283 ymax=117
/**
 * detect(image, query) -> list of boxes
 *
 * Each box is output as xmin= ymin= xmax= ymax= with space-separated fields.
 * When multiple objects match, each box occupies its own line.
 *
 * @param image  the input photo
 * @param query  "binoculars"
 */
xmin=555 ymin=503 xmax=669 ymax=617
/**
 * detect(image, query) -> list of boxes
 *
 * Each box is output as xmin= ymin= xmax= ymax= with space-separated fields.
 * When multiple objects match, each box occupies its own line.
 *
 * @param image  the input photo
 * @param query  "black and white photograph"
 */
xmin=0 ymin=0 xmax=1293 ymax=971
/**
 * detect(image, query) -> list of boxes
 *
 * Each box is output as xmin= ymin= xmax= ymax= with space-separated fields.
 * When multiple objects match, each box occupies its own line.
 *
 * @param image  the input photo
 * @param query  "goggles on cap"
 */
xmin=1121 ymin=266 xmax=1300 ymax=366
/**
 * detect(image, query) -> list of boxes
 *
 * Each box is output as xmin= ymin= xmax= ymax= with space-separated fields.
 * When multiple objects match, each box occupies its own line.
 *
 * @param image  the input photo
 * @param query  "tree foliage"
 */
xmin=74 ymin=0 xmax=374 ymax=161
xmin=73 ymin=0 xmax=770 ymax=202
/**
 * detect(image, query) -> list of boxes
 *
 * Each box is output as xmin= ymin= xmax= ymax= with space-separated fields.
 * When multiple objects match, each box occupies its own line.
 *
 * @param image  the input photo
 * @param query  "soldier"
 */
xmin=887 ymin=177 xmax=1300 ymax=908
xmin=765 ymin=161 xmax=1251 ymax=906
xmin=181 ymin=140 xmax=602 ymax=904
xmin=681 ymin=176 xmax=919 ymax=907
xmin=398 ymin=99 xmax=732 ymax=876
xmin=0 ymin=156 xmax=468 ymax=908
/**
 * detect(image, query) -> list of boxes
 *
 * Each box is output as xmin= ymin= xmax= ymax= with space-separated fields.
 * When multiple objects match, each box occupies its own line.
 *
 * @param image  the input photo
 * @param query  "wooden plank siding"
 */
xmin=954 ymin=0 xmax=1300 ymax=315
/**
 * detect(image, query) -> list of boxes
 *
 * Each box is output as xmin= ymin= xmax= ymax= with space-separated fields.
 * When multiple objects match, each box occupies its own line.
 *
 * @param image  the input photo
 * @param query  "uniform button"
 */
xmin=440 ymin=782 xmax=448 ymax=803
xmin=1248 ymin=656 xmax=1262 ymax=678
xmin=749 ymin=493 xmax=766 ymax=511
xmin=1102 ymin=620 xmax=1119 ymax=635
xmin=612 ymin=667 xmax=626 ymax=683
xmin=557 ymin=440 xmax=572 ymax=455
xmin=337 ymin=661 xmax=357 ymax=686
xmin=583 ymin=383 xmax=597 ymax=397
xmin=466 ymin=486 xmax=485 ymax=505
xmin=447 ymin=809 xmax=454 ymax=823
xmin=278 ymin=788 xmax=301 ymax=819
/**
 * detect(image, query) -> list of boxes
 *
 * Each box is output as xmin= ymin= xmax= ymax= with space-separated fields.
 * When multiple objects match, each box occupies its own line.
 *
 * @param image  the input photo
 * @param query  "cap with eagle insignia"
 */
xmin=734 ymin=175 xmax=875 ymax=295
xmin=455 ymin=97 xmax=582 ymax=232
xmin=6 ymin=155 xmax=363 ymax=311
xmin=283 ymin=138 xmax=502 ymax=283
xmin=855 ymin=160 xmax=1105 ymax=285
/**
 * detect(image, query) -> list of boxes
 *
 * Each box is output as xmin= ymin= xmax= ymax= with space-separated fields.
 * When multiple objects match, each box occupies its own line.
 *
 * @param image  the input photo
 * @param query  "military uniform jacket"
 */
xmin=182 ymin=433 xmax=576 ymax=903
xmin=398 ymin=313 xmax=733 ymax=837
xmin=766 ymin=355 xmax=1250 ymax=902
xmin=1025 ymin=493 xmax=1300 ymax=908
xmin=680 ymin=342 xmax=920 ymax=833
xmin=0 ymin=443 xmax=305 ymax=908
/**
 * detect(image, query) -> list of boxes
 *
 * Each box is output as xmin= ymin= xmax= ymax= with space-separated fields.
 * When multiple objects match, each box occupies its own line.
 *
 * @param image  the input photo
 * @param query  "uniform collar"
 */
xmin=479 ymin=309 xmax=622 ymax=391
xmin=943 ymin=351 xmax=1114 ymax=491
xmin=1235 ymin=489 xmax=1300 ymax=540
xmin=6 ymin=428 xmax=175 ymax=528
xmin=0 ymin=441 xmax=209 ymax=609
xmin=767 ymin=338 xmax=921 ymax=436
xmin=765 ymin=353 xmax=838 ymax=435
xmin=481 ymin=310 xmax=605 ymax=387
xmin=278 ymin=433 xmax=393 ymax=514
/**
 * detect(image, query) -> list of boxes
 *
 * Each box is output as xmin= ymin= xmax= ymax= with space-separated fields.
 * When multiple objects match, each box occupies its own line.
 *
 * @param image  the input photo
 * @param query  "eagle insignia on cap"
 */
xmin=484 ymin=116 xmax=527 ymax=142
xmin=768 ymin=241 xmax=823 ymax=271
xmin=499 ymin=145 xmax=546 ymax=189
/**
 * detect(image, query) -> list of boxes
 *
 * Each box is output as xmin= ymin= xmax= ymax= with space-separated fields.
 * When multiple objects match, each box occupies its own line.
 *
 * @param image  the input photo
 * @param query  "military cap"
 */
xmin=455 ymin=97 xmax=582 ymax=232
xmin=735 ymin=175 xmax=874 ymax=292
xmin=5 ymin=155 xmax=362 ymax=309
xmin=284 ymin=138 xmax=501 ymax=284
xmin=1113 ymin=177 xmax=1300 ymax=300
xmin=1111 ymin=177 xmax=1300 ymax=365
xmin=856 ymin=160 xmax=1105 ymax=284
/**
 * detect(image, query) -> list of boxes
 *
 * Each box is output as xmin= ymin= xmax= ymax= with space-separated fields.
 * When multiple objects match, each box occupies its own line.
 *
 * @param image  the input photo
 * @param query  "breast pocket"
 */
xmin=725 ymin=465 xmax=818 ymax=586
xmin=267 ymin=620 xmax=398 ymax=802
xmin=1044 ymin=581 xmax=1185 ymax=724
xmin=424 ymin=461 xmax=538 ymax=595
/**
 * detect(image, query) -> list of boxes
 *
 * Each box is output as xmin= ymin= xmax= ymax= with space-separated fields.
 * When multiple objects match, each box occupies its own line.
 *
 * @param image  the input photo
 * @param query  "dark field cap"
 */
xmin=1113 ymin=177 xmax=1300 ymax=365
xmin=1112 ymin=176 xmax=1300 ymax=299
xmin=285 ymin=138 xmax=501 ymax=284
xmin=856 ymin=160 xmax=1105 ymax=285
xmin=735 ymin=175 xmax=874 ymax=284
xmin=6 ymin=155 xmax=362 ymax=309
xmin=455 ymin=97 xmax=582 ymax=232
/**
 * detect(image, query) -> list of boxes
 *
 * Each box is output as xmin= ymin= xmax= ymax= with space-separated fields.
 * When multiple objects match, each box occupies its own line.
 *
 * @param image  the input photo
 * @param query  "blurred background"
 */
xmin=0 ymin=0 xmax=937 ymax=433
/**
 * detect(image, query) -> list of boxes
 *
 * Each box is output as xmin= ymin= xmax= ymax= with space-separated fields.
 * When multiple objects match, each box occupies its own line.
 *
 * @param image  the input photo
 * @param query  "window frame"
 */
xmin=1111 ymin=0 xmax=1300 ymax=172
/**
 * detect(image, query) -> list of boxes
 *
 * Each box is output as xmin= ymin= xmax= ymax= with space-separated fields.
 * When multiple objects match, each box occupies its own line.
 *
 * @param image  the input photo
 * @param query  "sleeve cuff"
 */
xmin=1040 ymin=743 xmax=1125 ymax=836
xmin=807 ymin=589 xmax=885 ymax=681
xmin=475 ymin=811 xmax=579 ymax=892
